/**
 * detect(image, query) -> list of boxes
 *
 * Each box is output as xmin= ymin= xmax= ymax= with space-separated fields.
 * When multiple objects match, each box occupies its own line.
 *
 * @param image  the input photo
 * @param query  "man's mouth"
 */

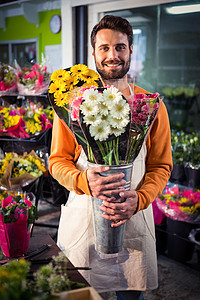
xmin=103 ymin=61 xmax=123 ymax=68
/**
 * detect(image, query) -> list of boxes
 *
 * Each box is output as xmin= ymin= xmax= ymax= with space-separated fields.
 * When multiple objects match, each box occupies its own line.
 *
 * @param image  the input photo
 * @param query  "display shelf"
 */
xmin=0 ymin=92 xmax=68 ymax=231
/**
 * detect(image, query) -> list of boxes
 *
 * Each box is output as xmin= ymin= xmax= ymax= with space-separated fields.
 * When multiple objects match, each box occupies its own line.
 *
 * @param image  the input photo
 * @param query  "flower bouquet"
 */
xmin=0 ymin=101 xmax=53 ymax=139
xmin=170 ymin=130 xmax=200 ymax=187
xmin=155 ymin=184 xmax=200 ymax=223
xmin=0 ymin=150 xmax=46 ymax=190
xmin=21 ymin=101 xmax=53 ymax=136
xmin=48 ymin=64 xmax=161 ymax=166
xmin=0 ymin=192 xmax=37 ymax=257
xmin=48 ymin=64 xmax=162 ymax=253
xmin=0 ymin=64 xmax=17 ymax=95
xmin=0 ymin=105 xmax=29 ymax=139
xmin=15 ymin=62 xmax=51 ymax=95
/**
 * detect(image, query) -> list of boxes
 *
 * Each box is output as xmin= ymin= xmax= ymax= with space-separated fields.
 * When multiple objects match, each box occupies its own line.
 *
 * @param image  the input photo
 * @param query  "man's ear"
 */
xmin=130 ymin=44 xmax=133 ymax=55
xmin=92 ymin=50 xmax=94 ymax=56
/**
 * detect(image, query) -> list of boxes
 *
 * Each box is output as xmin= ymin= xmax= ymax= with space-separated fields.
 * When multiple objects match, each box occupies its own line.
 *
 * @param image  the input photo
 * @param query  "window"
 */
xmin=0 ymin=39 xmax=37 ymax=67
xmin=105 ymin=0 xmax=200 ymax=131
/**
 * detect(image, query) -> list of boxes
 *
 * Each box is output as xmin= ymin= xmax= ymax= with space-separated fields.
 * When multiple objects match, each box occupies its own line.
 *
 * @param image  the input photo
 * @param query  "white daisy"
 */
xmin=110 ymin=99 xmax=130 ymax=119
xmin=110 ymin=126 xmax=126 ymax=137
xmin=102 ymin=86 xmax=123 ymax=106
xmin=83 ymin=113 xmax=102 ymax=126
xmin=100 ymin=114 xmax=112 ymax=123
xmin=89 ymin=122 xmax=111 ymax=141
xmin=111 ymin=116 xmax=130 ymax=129
xmin=82 ymin=88 xmax=101 ymax=101
xmin=80 ymin=99 xmax=99 ymax=116
xmin=98 ymin=101 xmax=109 ymax=116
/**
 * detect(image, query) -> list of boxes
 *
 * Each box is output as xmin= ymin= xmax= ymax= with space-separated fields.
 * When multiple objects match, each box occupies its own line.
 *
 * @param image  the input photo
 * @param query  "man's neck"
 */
xmin=100 ymin=76 xmax=129 ymax=91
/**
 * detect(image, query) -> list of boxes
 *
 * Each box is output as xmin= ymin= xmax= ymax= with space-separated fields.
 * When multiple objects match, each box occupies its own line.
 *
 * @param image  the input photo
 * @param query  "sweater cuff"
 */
xmin=135 ymin=190 xmax=151 ymax=213
xmin=75 ymin=170 xmax=92 ymax=196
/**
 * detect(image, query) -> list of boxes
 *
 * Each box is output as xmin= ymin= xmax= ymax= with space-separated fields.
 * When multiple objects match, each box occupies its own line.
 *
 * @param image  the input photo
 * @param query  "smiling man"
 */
xmin=49 ymin=15 xmax=172 ymax=300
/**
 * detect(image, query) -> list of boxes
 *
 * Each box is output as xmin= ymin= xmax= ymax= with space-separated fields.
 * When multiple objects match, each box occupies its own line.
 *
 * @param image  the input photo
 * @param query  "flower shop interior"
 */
xmin=0 ymin=0 xmax=200 ymax=299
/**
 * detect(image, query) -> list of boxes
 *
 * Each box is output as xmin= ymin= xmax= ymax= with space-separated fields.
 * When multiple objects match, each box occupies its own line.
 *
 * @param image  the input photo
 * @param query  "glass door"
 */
xmin=88 ymin=0 xmax=200 ymax=131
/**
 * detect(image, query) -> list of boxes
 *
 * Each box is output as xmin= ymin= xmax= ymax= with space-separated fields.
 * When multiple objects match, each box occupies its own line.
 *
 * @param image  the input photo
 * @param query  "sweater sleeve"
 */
xmin=49 ymin=113 xmax=91 ymax=195
xmin=136 ymin=101 xmax=173 ymax=212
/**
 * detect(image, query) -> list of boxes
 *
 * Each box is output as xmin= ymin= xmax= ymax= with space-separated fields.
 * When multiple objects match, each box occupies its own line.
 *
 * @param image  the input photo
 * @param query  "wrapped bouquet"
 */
xmin=0 ymin=101 xmax=53 ymax=139
xmin=154 ymin=183 xmax=200 ymax=223
xmin=0 ymin=150 xmax=46 ymax=190
xmin=0 ymin=64 xmax=17 ymax=95
xmin=0 ymin=192 xmax=37 ymax=257
xmin=16 ymin=62 xmax=51 ymax=95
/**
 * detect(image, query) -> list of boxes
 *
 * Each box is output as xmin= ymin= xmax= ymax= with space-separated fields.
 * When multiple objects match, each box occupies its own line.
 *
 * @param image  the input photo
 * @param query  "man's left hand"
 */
xmin=100 ymin=190 xmax=139 ymax=227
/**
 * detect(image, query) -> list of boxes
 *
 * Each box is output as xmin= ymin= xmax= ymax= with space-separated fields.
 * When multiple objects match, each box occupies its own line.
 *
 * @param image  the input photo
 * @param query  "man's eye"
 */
xmin=116 ymin=45 xmax=126 ymax=51
xmin=100 ymin=47 xmax=109 ymax=51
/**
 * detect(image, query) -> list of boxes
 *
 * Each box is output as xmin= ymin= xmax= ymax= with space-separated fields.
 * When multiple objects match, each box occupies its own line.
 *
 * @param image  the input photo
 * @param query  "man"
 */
xmin=49 ymin=15 xmax=172 ymax=300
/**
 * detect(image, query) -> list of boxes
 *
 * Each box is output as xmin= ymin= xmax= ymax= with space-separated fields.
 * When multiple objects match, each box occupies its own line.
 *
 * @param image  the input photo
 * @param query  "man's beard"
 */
xmin=94 ymin=55 xmax=131 ymax=80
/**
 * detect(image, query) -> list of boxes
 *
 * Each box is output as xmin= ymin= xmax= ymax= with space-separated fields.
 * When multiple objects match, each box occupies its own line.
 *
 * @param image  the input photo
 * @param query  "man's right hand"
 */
xmin=87 ymin=166 xmax=126 ymax=201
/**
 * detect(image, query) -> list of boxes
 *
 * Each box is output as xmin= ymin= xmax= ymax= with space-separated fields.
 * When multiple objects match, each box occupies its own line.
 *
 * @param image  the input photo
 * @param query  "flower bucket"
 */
xmin=0 ymin=213 xmax=32 ymax=258
xmin=170 ymin=164 xmax=186 ymax=185
xmin=166 ymin=217 xmax=198 ymax=262
xmin=184 ymin=167 xmax=200 ymax=189
xmin=88 ymin=162 xmax=133 ymax=254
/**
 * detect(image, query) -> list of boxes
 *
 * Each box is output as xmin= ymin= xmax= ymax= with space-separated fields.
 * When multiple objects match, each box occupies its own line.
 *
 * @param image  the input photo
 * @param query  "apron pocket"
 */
xmin=57 ymin=204 xmax=91 ymax=250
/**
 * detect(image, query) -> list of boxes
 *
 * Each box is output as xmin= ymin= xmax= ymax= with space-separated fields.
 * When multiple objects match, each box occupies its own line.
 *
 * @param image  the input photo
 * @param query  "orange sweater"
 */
xmin=49 ymin=85 xmax=173 ymax=212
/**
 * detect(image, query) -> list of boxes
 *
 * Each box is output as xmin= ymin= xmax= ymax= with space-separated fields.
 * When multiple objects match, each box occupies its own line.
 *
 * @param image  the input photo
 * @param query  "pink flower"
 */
xmin=24 ymin=70 xmax=37 ymax=79
xmin=38 ymin=74 xmax=44 ymax=85
xmin=24 ymin=197 xmax=33 ymax=208
xmin=141 ymin=104 xmax=150 ymax=113
xmin=2 ymin=196 xmax=13 ymax=208
xmin=19 ymin=107 xmax=26 ymax=115
xmin=134 ymin=93 xmax=145 ymax=100
xmin=31 ymin=63 xmax=40 ymax=70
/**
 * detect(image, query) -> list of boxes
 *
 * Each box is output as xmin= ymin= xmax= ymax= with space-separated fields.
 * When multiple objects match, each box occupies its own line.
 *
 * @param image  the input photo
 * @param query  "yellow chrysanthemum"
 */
xmin=179 ymin=197 xmax=190 ymax=204
xmin=34 ymin=159 xmax=46 ymax=172
xmin=70 ymin=64 xmax=89 ymax=79
xmin=65 ymin=75 xmax=79 ymax=91
xmin=25 ymin=120 xmax=42 ymax=134
xmin=54 ymin=93 xmax=66 ymax=107
xmin=49 ymin=80 xmax=66 ymax=94
xmin=33 ymin=113 xmax=41 ymax=124
xmin=195 ymin=203 xmax=200 ymax=209
xmin=82 ymin=81 xmax=98 ymax=88
xmin=51 ymin=69 xmax=70 ymax=82
xmin=82 ymin=69 xmax=99 ymax=83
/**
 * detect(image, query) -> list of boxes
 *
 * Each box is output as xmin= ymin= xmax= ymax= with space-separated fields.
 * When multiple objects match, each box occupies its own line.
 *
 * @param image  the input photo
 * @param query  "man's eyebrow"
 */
xmin=98 ymin=43 xmax=127 ymax=48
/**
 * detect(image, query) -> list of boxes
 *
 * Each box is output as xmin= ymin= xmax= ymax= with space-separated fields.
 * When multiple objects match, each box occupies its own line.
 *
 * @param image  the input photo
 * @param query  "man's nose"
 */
xmin=107 ymin=48 xmax=118 ymax=60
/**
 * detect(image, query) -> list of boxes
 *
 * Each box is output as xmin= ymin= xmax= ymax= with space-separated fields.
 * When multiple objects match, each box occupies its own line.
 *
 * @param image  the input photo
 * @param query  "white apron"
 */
xmin=57 ymin=143 xmax=158 ymax=293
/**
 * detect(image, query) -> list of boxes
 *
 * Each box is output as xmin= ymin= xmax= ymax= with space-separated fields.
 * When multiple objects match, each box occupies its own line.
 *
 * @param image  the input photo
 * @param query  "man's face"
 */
xmin=92 ymin=29 xmax=133 ymax=80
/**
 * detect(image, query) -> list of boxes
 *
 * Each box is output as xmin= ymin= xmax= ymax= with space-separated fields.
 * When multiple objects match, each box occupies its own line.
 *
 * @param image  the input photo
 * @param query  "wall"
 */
xmin=0 ymin=8 xmax=61 ymax=64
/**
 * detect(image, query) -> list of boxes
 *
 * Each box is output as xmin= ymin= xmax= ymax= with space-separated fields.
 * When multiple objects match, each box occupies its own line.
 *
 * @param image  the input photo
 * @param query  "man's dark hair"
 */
xmin=91 ymin=15 xmax=133 ymax=49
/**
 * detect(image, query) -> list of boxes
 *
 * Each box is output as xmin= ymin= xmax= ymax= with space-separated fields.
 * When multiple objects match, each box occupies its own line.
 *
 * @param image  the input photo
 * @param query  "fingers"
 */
xmin=87 ymin=168 xmax=126 ymax=200
xmin=102 ymin=212 xmax=126 ymax=228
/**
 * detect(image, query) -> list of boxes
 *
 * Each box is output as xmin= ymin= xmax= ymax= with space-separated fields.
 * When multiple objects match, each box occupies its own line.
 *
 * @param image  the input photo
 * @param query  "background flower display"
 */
xmin=0 ymin=64 xmax=17 ymax=95
xmin=0 ymin=150 xmax=46 ymax=190
xmin=0 ymin=192 xmax=37 ymax=257
xmin=0 ymin=101 xmax=53 ymax=138
xmin=171 ymin=130 xmax=200 ymax=168
xmin=162 ymin=84 xmax=199 ymax=110
xmin=170 ymin=130 xmax=200 ymax=188
xmin=15 ymin=62 xmax=51 ymax=95
xmin=0 ymin=252 xmax=87 ymax=299
xmin=154 ymin=184 xmax=200 ymax=223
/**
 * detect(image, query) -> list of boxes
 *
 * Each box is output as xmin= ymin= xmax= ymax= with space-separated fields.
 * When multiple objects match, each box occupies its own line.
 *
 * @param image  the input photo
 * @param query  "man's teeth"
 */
xmin=106 ymin=64 xmax=120 ymax=66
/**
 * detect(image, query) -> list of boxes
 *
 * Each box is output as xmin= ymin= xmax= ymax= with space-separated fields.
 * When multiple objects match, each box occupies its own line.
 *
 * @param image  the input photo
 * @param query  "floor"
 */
xmin=33 ymin=195 xmax=200 ymax=300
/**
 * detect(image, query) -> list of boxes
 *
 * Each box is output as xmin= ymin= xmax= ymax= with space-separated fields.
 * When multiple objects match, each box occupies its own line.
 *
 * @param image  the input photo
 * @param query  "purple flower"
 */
xmin=9 ymin=111 xmax=16 ymax=116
